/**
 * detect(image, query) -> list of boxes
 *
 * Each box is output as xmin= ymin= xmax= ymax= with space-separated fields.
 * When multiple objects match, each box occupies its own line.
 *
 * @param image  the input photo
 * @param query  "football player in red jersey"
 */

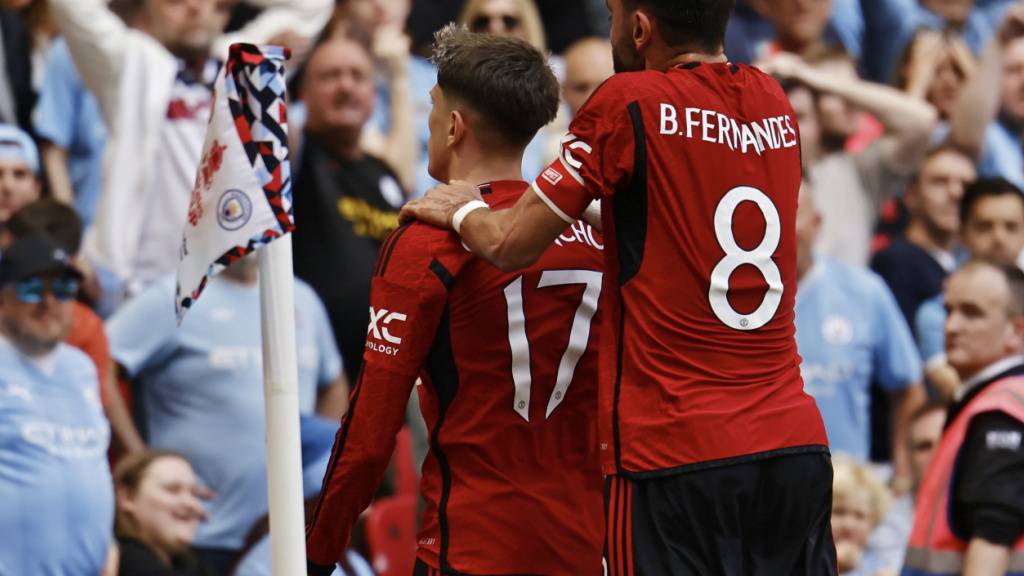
xmin=401 ymin=0 xmax=837 ymax=574
xmin=305 ymin=27 xmax=606 ymax=576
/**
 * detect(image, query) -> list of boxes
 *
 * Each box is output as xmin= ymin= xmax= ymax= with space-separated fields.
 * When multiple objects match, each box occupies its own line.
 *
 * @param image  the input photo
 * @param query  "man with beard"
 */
xmin=401 ymin=0 xmax=835 ymax=573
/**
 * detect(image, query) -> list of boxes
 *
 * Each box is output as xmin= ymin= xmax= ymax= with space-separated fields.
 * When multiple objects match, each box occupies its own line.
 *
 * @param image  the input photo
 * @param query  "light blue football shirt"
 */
xmin=0 ymin=338 xmax=113 ymax=575
xmin=107 ymin=275 xmax=341 ymax=550
xmin=796 ymin=257 xmax=923 ymax=459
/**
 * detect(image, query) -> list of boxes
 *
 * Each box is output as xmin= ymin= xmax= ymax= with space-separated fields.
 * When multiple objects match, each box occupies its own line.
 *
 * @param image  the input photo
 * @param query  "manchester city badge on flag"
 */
xmin=175 ymin=43 xmax=295 ymax=321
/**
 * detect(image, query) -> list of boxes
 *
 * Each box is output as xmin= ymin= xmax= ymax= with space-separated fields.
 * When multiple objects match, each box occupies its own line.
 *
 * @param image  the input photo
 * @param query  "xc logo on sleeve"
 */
xmin=367 ymin=307 xmax=407 ymax=345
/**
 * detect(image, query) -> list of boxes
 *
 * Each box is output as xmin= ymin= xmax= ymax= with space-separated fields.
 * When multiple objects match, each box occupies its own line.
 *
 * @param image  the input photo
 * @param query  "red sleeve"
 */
xmin=306 ymin=224 xmax=466 ymax=570
xmin=532 ymin=76 xmax=637 ymax=222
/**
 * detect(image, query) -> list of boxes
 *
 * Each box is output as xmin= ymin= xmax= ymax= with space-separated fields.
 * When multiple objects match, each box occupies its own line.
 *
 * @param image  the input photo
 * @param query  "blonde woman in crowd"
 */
xmin=832 ymin=457 xmax=895 ymax=576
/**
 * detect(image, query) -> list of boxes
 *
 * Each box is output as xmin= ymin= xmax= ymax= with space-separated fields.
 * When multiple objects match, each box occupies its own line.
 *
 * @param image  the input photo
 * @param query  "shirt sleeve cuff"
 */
xmin=968 ymin=507 xmax=1024 ymax=547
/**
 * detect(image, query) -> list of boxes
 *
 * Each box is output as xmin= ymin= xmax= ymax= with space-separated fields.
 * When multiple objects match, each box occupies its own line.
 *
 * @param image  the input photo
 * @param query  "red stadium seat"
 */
xmin=365 ymin=494 xmax=417 ymax=576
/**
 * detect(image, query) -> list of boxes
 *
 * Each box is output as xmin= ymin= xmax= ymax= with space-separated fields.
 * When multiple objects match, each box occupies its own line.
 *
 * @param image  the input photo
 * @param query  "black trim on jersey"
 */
xmin=478 ymin=183 xmax=493 ymax=196
xmin=306 ymin=369 xmax=366 ymax=536
xmin=730 ymin=63 xmax=739 ymax=74
xmin=680 ymin=62 xmax=701 ymax=70
xmin=424 ymin=305 xmax=459 ymax=574
xmin=613 ymin=101 xmax=648 ymax=285
xmin=620 ymin=444 xmax=830 ymax=480
xmin=613 ymin=302 xmax=626 ymax=473
xmin=430 ymin=259 xmax=454 ymax=290
xmin=376 ymin=222 xmax=412 ymax=277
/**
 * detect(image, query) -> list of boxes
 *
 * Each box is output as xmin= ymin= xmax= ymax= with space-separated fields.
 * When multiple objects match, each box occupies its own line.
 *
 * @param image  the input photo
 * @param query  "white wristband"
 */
xmin=452 ymin=200 xmax=489 ymax=234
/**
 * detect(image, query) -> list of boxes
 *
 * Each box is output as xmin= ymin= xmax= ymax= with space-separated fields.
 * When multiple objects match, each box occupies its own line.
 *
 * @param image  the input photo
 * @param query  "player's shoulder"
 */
xmin=376 ymin=221 xmax=468 ymax=280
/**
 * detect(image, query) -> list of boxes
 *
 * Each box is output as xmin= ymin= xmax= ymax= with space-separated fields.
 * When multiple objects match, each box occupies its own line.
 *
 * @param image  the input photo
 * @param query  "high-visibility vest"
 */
xmin=902 ymin=376 xmax=1024 ymax=576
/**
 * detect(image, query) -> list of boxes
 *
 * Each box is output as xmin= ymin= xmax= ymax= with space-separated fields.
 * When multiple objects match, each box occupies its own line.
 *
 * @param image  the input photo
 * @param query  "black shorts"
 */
xmin=605 ymin=451 xmax=837 ymax=576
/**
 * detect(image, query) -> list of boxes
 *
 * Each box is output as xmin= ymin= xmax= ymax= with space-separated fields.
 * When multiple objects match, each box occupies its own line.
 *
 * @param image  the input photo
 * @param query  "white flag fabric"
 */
xmin=176 ymin=44 xmax=295 ymax=321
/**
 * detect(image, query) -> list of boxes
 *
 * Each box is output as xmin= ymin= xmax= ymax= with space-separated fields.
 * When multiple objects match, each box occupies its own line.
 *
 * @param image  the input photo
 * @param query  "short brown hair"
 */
xmin=6 ymin=199 xmax=83 ymax=255
xmin=432 ymin=24 xmax=559 ymax=148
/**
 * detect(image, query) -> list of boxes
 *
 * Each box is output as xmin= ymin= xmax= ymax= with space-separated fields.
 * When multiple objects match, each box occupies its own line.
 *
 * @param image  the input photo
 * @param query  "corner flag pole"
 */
xmin=258 ymin=234 xmax=307 ymax=575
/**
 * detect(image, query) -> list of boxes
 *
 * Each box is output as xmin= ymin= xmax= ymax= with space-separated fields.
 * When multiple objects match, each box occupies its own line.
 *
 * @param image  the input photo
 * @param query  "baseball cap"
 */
xmin=0 ymin=124 xmax=40 ymax=175
xmin=0 ymin=236 xmax=83 ymax=286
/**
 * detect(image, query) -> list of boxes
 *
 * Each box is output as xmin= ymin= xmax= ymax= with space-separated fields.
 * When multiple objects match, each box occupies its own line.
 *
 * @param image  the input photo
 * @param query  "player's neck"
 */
xmin=448 ymin=153 xmax=523 ymax=186
xmin=656 ymin=48 xmax=728 ymax=72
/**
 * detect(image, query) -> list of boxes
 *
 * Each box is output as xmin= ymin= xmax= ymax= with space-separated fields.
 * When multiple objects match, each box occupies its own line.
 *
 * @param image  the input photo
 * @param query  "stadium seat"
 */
xmin=365 ymin=494 xmax=417 ymax=576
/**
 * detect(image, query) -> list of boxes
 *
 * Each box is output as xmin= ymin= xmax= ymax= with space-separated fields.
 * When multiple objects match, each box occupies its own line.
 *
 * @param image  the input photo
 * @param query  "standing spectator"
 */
xmin=5 ymin=198 xmax=144 ymax=453
xmin=47 ymin=0 xmax=332 ymax=293
xmin=950 ymin=4 xmax=1024 ymax=190
xmin=871 ymin=146 xmax=976 ymax=327
xmin=0 ymin=123 xmax=41 ymax=221
xmin=904 ymin=261 xmax=1024 ymax=575
xmin=292 ymin=32 xmax=404 ymax=380
xmin=795 ymin=182 xmax=926 ymax=483
xmin=0 ymin=235 xmax=114 ymax=574
xmin=830 ymin=456 xmax=892 ymax=576
xmin=861 ymin=0 xmax=1013 ymax=84
xmin=761 ymin=50 xmax=938 ymax=266
xmin=106 ymin=256 xmax=346 ymax=574
xmin=114 ymin=450 xmax=215 ymax=576
xmin=867 ymin=401 xmax=947 ymax=574
xmin=914 ymin=178 xmax=1024 ymax=398
xmin=896 ymin=29 xmax=975 ymax=121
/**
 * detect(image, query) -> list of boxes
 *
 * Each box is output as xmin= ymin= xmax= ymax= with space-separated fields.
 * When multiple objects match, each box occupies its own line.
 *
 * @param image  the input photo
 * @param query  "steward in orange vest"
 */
xmin=903 ymin=358 xmax=1024 ymax=575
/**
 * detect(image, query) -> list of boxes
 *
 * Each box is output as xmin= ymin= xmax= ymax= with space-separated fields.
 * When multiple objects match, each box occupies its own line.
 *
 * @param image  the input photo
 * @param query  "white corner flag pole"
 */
xmin=257 ymin=234 xmax=307 ymax=575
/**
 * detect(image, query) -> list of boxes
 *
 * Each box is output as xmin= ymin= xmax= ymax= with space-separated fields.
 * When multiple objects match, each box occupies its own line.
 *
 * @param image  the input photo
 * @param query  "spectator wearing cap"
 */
xmin=4 ymin=198 xmax=144 ymax=454
xmin=870 ymin=146 xmax=976 ymax=327
xmin=794 ymin=182 xmax=926 ymax=487
xmin=904 ymin=261 xmax=1024 ymax=575
xmin=106 ymin=255 xmax=346 ymax=573
xmin=0 ymin=123 xmax=42 ymax=222
xmin=914 ymin=178 xmax=1024 ymax=399
xmin=0 ymin=235 xmax=114 ymax=574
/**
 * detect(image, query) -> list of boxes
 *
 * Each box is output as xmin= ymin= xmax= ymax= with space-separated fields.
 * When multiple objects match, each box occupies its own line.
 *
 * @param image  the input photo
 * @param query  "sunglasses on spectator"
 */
xmin=14 ymin=277 xmax=80 ymax=304
xmin=470 ymin=14 xmax=521 ymax=33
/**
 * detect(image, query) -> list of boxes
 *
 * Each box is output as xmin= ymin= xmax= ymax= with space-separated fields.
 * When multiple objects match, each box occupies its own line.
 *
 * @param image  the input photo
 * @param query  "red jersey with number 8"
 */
xmin=532 ymin=62 xmax=828 ymax=476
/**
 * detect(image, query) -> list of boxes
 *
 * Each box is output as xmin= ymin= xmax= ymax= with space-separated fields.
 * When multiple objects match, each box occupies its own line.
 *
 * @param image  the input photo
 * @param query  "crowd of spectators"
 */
xmin=1 ymin=0 xmax=1023 ymax=574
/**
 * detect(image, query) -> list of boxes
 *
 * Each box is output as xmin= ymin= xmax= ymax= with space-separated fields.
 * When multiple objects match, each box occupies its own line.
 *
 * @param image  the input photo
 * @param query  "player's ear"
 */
xmin=449 ymin=109 xmax=467 ymax=147
xmin=632 ymin=9 xmax=653 ymax=52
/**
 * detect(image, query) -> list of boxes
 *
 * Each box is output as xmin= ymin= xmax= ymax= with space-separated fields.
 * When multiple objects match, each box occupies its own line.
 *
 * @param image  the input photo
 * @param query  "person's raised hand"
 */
xmin=756 ymin=51 xmax=812 ymax=83
xmin=399 ymin=181 xmax=483 ymax=229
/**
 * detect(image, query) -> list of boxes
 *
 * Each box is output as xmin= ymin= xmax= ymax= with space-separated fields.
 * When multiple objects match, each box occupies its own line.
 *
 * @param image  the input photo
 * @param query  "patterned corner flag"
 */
xmin=176 ymin=44 xmax=294 ymax=321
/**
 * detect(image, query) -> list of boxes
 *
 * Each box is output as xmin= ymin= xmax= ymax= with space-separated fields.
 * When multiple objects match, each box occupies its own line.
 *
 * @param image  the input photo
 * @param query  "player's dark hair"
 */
xmin=622 ymin=0 xmax=736 ymax=52
xmin=960 ymin=177 xmax=1024 ymax=227
xmin=6 ymin=199 xmax=83 ymax=255
xmin=432 ymin=24 xmax=559 ymax=148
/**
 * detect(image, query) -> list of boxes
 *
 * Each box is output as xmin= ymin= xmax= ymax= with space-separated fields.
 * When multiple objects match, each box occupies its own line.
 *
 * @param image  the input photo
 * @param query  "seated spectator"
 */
xmin=5 ymin=199 xmax=144 ymax=454
xmin=762 ymin=49 xmax=938 ymax=266
xmin=831 ymin=456 xmax=892 ymax=576
xmin=0 ymin=235 xmax=114 ymax=574
xmin=896 ymin=29 xmax=975 ymax=121
xmin=795 ymin=182 xmax=925 ymax=485
xmin=871 ymin=146 xmax=976 ymax=327
xmin=106 ymin=255 xmax=346 ymax=574
xmin=292 ymin=31 xmax=405 ymax=380
xmin=0 ymin=123 xmax=41 ymax=221
xmin=866 ymin=401 xmax=947 ymax=574
xmin=114 ymin=450 xmax=215 ymax=576
xmin=950 ymin=4 xmax=1024 ymax=190
xmin=915 ymin=177 xmax=1024 ymax=398
xmin=749 ymin=0 xmax=863 ymax=61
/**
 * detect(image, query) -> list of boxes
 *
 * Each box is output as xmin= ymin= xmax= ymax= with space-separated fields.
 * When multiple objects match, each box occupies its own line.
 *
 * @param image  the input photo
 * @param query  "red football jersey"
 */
xmin=306 ymin=181 xmax=605 ymax=575
xmin=533 ymin=62 xmax=828 ymax=476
